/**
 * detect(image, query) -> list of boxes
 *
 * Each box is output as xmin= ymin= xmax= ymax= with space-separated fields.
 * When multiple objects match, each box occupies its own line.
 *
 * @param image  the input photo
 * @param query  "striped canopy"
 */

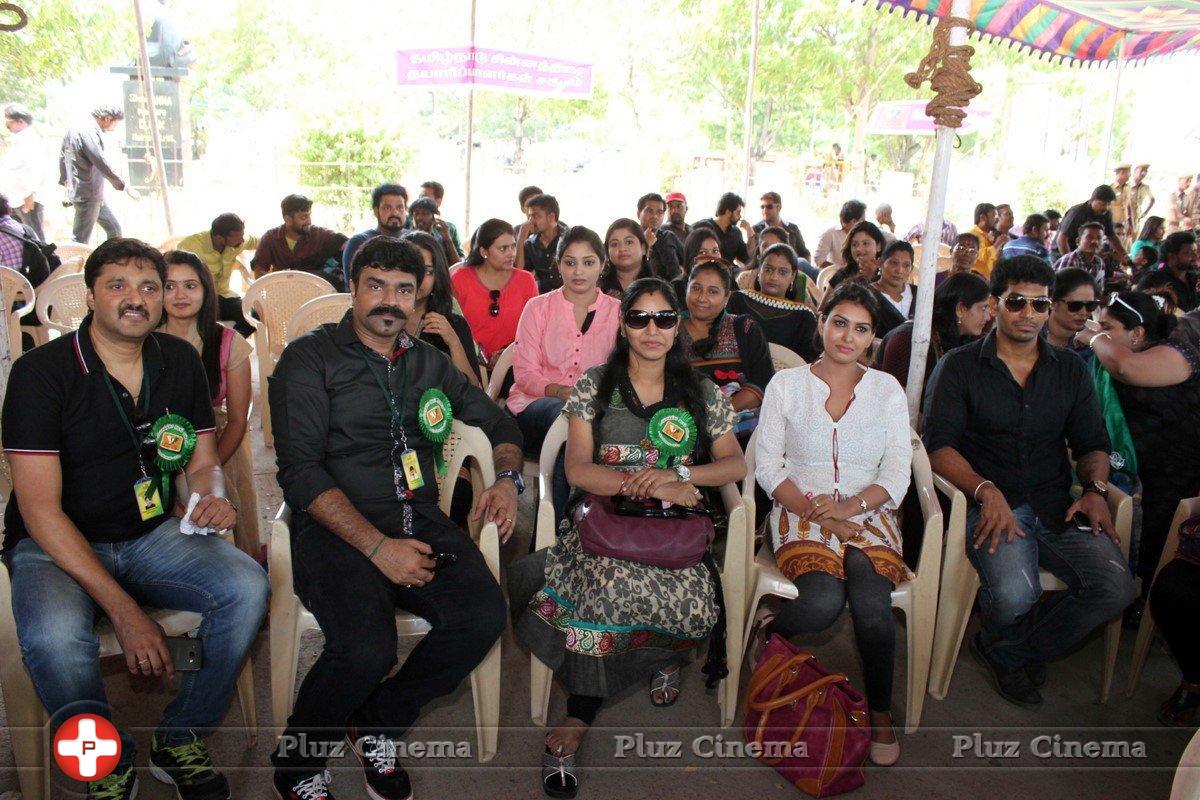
xmin=873 ymin=1 xmax=1200 ymax=64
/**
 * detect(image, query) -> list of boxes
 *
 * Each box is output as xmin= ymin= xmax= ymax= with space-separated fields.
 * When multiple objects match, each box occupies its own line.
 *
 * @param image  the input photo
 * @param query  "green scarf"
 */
xmin=1091 ymin=359 xmax=1139 ymax=483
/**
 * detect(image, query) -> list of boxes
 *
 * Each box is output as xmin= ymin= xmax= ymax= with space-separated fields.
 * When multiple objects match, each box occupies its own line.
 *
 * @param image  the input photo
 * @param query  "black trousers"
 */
xmin=768 ymin=547 xmax=895 ymax=711
xmin=272 ymin=513 xmax=507 ymax=772
xmin=1149 ymin=558 xmax=1200 ymax=684
xmin=217 ymin=294 xmax=254 ymax=337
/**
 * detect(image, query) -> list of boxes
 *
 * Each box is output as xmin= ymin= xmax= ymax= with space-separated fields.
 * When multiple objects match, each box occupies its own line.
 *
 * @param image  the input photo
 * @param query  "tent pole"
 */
xmin=464 ymin=0 xmax=478 ymax=238
xmin=741 ymin=0 xmax=761 ymax=196
xmin=904 ymin=0 xmax=970 ymax=421
xmin=131 ymin=0 xmax=173 ymax=235
xmin=1100 ymin=33 xmax=1127 ymax=179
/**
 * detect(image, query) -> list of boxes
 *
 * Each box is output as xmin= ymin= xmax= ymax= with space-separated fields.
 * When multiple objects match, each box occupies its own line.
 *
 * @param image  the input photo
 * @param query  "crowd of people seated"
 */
xmin=2 ymin=175 xmax=1200 ymax=800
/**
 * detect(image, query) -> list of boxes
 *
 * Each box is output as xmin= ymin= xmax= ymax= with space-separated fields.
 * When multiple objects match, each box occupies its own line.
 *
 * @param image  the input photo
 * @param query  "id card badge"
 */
xmin=134 ymin=476 xmax=165 ymax=521
xmin=400 ymin=449 xmax=425 ymax=491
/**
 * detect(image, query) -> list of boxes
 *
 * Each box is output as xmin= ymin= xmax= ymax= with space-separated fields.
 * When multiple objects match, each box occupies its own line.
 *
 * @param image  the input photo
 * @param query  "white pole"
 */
xmin=132 ymin=0 xmax=173 ymax=235
xmin=905 ymin=0 xmax=971 ymax=421
xmin=1100 ymin=33 xmax=1127 ymax=179
xmin=741 ymin=0 xmax=761 ymax=196
xmin=464 ymin=0 xmax=478 ymax=238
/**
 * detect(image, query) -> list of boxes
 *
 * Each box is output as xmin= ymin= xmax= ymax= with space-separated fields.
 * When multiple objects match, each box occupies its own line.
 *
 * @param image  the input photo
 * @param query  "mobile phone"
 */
xmin=432 ymin=551 xmax=458 ymax=569
xmin=164 ymin=636 xmax=203 ymax=672
xmin=1071 ymin=512 xmax=1094 ymax=532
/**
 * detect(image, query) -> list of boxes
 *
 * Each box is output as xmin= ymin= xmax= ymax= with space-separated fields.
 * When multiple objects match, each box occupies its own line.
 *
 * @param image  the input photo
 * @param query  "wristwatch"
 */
xmin=673 ymin=464 xmax=692 ymax=482
xmin=854 ymin=495 xmax=868 ymax=513
xmin=496 ymin=469 xmax=525 ymax=495
xmin=1083 ymin=481 xmax=1109 ymax=499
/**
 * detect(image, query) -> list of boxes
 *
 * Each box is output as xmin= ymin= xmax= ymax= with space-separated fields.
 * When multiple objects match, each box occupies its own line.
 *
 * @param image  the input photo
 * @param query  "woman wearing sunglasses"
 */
xmin=158 ymin=249 xmax=259 ymax=555
xmin=681 ymin=261 xmax=775 ymax=442
xmin=1046 ymin=267 xmax=1100 ymax=352
xmin=509 ymin=226 xmax=621 ymax=525
xmin=451 ymin=218 xmax=538 ymax=369
xmin=510 ymin=277 xmax=745 ymax=797
xmin=753 ymin=282 xmax=913 ymax=766
xmin=1088 ymin=293 xmax=1200 ymax=689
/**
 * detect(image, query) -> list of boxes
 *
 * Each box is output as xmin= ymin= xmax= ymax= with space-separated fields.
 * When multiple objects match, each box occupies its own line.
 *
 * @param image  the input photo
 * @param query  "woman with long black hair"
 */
xmin=827 ymin=220 xmax=887 ymax=291
xmin=598 ymin=218 xmax=655 ymax=298
xmin=451 ymin=218 xmax=538 ymax=368
xmin=401 ymin=229 xmax=482 ymax=386
xmin=511 ymin=278 xmax=745 ymax=797
xmin=726 ymin=243 xmax=819 ymax=361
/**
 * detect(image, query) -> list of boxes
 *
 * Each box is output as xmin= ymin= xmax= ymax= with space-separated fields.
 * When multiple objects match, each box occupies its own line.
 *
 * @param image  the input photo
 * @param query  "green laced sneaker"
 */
xmin=87 ymin=764 xmax=137 ymax=800
xmin=149 ymin=733 xmax=230 ymax=800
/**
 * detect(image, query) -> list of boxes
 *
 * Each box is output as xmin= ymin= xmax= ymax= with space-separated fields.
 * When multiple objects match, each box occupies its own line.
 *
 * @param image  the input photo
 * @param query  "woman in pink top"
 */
xmin=510 ymin=226 xmax=621 ymax=526
xmin=451 ymin=218 xmax=539 ymax=368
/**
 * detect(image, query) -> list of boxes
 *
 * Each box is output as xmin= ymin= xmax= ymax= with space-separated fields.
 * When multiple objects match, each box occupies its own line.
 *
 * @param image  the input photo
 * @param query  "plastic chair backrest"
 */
xmin=0 ymin=269 xmax=35 ymax=356
xmin=816 ymin=265 xmax=837 ymax=294
xmin=34 ymin=272 xmax=88 ymax=334
xmin=768 ymin=342 xmax=804 ymax=372
xmin=486 ymin=343 xmax=515 ymax=401
xmin=286 ymin=293 xmax=352 ymax=344
xmin=241 ymin=271 xmax=334 ymax=360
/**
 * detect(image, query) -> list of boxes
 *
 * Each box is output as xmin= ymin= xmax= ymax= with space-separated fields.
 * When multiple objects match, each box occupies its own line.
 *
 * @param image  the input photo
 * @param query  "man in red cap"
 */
xmin=663 ymin=191 xmax=691 ymax=246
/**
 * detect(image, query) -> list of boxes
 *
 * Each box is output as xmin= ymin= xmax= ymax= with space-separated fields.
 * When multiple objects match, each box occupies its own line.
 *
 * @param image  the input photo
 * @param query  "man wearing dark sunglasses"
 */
xmin=924 ymin=255 xmax=1135 ymax=710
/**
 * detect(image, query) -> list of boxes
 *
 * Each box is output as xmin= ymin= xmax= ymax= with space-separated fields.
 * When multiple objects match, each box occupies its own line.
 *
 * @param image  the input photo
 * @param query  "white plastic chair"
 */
xmin=51 ymin=242 xmax=92 ymax=263
xmin=767 ymin=342 xmax=804 ymax=372
xmin=911 ymin=243 xmax=954 ymax=285
xmin=816 ymin=265 xmax=838 ymax=295
xmin=44 ymin=255 xmax=85 ymax=286
xmin=526 ymin=415 xmax=751 ymax=727
xmin=485 ymin=343 xmax=515 ymax=402
xmin=739 ymin=428 xmax=944 ymax=733
xmin=285 ymin=293 xmax=352 ymax=344
xmin=241 ymin=271 xmax=334 ymax=447
xmin=928 ymin=477 xmax=1133 ymax=703
xmin=0 ymin=268 xmax=36 ymax=356
xmin=34 ymin=272 xmax=88 ymax=335
xmin=1126 ymin=497 xmax=1200 ymax=697
xmin=269 ymin=421 xmax=502 ymax=761
xmin=1172 ymin=727 xmax=1200 ymax=800
xmin=0 ymin=536 xmax=258 ymax=800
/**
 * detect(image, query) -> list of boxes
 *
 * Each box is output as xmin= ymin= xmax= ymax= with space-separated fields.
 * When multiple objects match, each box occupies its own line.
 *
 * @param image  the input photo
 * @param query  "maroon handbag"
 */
xmin=574 ymin=493 xmax=714 ymax=569
xmin=743 ymin=633 xmax=871 ymax=797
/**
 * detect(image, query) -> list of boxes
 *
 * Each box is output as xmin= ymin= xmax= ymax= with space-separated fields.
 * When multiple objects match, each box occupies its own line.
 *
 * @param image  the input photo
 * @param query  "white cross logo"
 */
xmin=56 ymin=718 xmax=119 ymax=778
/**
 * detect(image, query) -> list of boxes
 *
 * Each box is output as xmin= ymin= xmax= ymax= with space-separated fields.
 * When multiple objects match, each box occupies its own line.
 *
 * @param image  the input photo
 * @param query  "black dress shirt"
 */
xmin=1137 ymin=266 xmax=1199 ymax=313
xmin=268 ymin=310 xmax=522 ymax=536
xmin=2 ymin=317 xmax=216 ymax=552
xmin=923 ymin=331 xmax=1110 ymax=529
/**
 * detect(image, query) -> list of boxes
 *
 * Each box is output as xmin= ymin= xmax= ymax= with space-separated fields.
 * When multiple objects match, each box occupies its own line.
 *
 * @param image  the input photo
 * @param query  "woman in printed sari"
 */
xmin=511 ymin=277 xmax=745 ymax=798
xmin=726 ymin=243 xmax=819 ymax=362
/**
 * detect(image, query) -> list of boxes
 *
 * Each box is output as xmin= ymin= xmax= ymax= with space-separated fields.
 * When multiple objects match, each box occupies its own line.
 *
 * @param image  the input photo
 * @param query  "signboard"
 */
xmin=396 ymin=47 xmax=593 ymax=98
xmin=868 ymin=100 xmax=993 ymax=136
xmin=122 ymin=77 xmax=183 ymax=187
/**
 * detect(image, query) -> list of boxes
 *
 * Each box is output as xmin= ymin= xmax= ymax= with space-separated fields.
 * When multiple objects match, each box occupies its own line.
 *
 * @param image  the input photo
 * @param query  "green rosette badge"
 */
xmin=418 ymin=388 xmax=454 ymax=475
xmin=150 ymin=412 xmax=197 ymax=501
xmin=647 ymin=407 xmax=697 ymax=468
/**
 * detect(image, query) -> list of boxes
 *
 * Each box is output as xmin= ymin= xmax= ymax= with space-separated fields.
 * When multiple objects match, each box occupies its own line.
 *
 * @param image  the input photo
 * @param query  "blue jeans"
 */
xmin=965 ymin=504 xmax=1135 ymax=669
xmin=8 ymin=518 xmax=268 ymax=765
xmin=515 ymin=397 xmax=569 ymax=539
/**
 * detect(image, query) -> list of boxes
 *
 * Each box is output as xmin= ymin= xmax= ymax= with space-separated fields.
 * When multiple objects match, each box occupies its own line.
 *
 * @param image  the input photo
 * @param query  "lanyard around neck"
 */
xmin=357 ymin=345 xmax=409 ymax=426
xmin=99 ymin=356 xmax=151 ymax=472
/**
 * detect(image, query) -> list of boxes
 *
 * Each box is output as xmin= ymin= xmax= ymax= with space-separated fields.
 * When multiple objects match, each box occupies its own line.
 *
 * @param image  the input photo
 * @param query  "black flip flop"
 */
xmin=542 ymin=747 xmax=579 ymax=799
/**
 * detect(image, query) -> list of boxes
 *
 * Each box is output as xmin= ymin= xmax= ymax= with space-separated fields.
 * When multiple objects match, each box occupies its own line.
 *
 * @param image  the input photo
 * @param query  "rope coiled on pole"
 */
xmin=904 ymin=15 xmax=982 ymax=129
xmin=0 ymin=2 xmax=27 ymax=32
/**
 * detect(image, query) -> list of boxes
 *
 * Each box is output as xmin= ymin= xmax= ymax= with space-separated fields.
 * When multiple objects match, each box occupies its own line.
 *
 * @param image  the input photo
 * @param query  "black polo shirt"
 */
xmin=1137 ymin=266 xmax=1199 ymax=312
xmin=268 ymin=310 xmax=522 ymax=535
xmin=1059 ymin=201 xmax=1117 ymax=252
xmin=2 ymin=317 xmax=216 ymax=553
xmin=693 ymin=218 xmax=750 ymax=265
xmin=922 ymin=331 xmax=1110 ymax=530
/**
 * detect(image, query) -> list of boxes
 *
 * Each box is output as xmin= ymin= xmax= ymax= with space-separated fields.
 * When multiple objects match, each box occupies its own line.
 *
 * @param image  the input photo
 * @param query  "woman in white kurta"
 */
xmin=754 ymin=282 xmax=912 ymax=766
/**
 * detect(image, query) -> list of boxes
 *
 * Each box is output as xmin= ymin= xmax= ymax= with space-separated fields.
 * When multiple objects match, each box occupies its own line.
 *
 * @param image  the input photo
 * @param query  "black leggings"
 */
xmin=767 ymin=547 xmax=895 ymax=711
xmin=566 ymin=694 xmax=603 ymax=726
xmin=1149 ymin=558 xmax=1200 ymax=683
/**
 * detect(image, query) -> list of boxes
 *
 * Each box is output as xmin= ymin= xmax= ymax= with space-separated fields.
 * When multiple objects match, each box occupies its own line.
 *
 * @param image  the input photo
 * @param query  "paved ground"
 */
xmin=0 ymin=381 xmax=1193 ymax=799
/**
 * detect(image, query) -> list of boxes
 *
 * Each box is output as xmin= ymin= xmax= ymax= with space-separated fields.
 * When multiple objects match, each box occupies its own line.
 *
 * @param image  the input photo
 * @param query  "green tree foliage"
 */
xmin=292 ymin=121 xmax=414 ymax=226
xmin=0 ymin=0 xmax=135 ymax=105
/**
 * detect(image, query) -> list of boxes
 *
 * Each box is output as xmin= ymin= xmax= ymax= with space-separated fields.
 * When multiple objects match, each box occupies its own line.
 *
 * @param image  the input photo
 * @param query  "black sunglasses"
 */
xmin=1001 ymin=294 xmax=1052 ymax=314
xmin=623 ymin=309 xmax=679 ymax=330
xmin=488 ymin=289 xmax=500 ymax=318
xmin=1062 ymin=300 xmax=1101 ymax=313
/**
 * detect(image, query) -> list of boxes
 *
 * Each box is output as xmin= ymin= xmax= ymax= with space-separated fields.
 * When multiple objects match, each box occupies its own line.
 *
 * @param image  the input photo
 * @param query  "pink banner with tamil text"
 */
xmin=396 ymin=47 xmax=593 ymax=98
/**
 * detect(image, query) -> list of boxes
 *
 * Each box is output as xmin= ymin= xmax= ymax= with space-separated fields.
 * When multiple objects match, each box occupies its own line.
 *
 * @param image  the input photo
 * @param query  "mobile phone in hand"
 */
xmin=164 ymin=636 xmax=203 ymax=671
xmin=432 ymin=551 xmax=458 ymax=569
xmin=1071 ymin=512 xmax=1094 ymax=532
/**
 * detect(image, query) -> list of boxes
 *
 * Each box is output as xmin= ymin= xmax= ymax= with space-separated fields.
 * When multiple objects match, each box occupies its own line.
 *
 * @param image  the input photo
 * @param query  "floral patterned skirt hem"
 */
xmin=771 ymin=504 xmax=914 ymax=588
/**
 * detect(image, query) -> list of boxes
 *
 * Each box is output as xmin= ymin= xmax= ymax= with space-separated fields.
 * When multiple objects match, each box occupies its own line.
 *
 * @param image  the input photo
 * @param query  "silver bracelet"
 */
xmin=972 ymin=479 xmax=995 ymax=502
xmin=1088 ymin=332 xmax=1111 ymax=350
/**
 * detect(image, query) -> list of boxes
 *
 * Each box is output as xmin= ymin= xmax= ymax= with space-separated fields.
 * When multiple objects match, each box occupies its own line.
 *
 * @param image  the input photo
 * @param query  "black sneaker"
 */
xmin=970 ymin=632 xmax=1043 ymax=709
xmin=148 ymin=733 xmax=230 ymax=800
xmin=87 ymin=764 xmax=138 ymax=800
xmin=346 ymin=729 xmax=413 ymax=800
xmin=1025 ymin=662 xmax=1047 ymax=688
xmin=273 ymin=769 xmax=334 ymax=800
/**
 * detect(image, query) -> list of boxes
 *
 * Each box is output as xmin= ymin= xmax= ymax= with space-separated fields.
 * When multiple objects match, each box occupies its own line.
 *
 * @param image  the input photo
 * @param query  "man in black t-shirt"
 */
xmin=692 ymin=191 xmax=755 ymax=267
xmin=2 ymin=239 xmax=267 ymax=800
xmin=1057 ymin=185 xmax=1127 ymax=264
xmin=1136 ymin=231 xmax=1199 ymax=312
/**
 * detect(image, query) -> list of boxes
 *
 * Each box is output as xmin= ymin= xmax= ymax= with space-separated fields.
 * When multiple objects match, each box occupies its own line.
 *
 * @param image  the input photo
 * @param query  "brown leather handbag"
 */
xmin=743 ymin=633 xmax=871 ymax=797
